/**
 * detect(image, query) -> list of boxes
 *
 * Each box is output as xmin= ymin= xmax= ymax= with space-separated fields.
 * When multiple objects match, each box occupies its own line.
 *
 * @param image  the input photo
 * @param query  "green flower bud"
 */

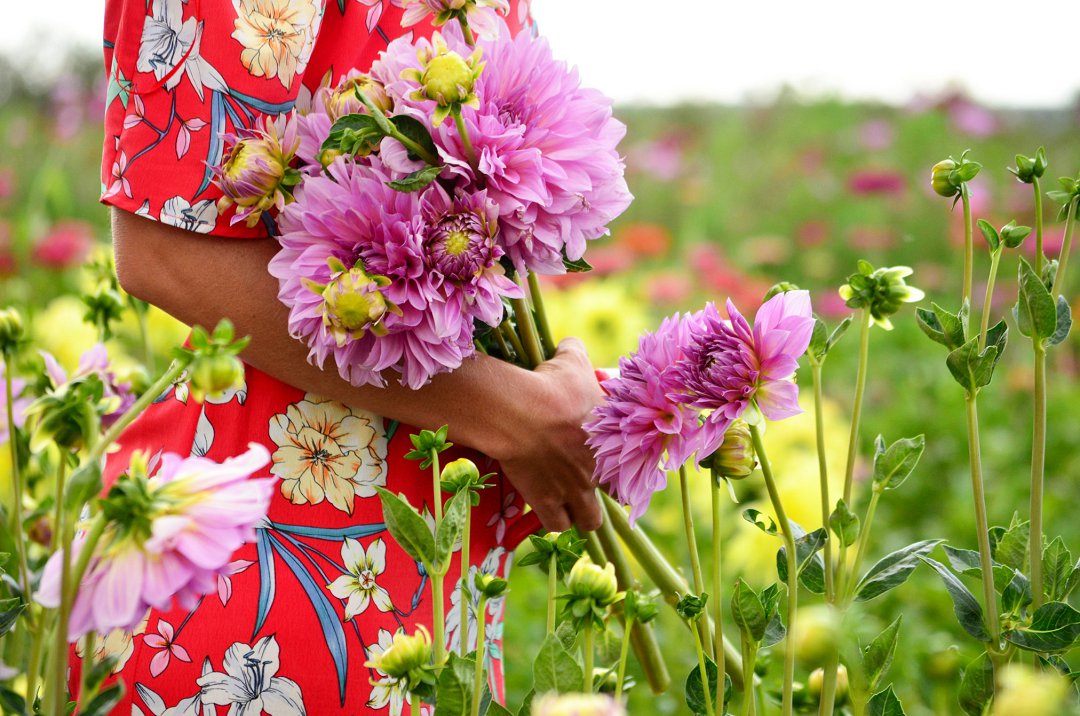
xmin=0 ymin=307 xmax=24 ymax=356
xmin=930 ymin=151 xmax=981 ymax=198
xmin=402 ymin=33 xmax=484 ymax=126
xmin=26 ymin=377 xmax=105 ymax=453
xmin=474 ymin=572 xmax=509 ymax=599
xmin=566 ymin=555 xmax=619 ymax=606
xmin=792 ymin=605 xmax=840 ymax=664
xmin=403 ymin=424 xmax=452 ymax=468
xmin=1009 ymin=147 xmax=1048 ymax=184
xmin=763 ymin=281 xmax=800 ymax=302
xmin=189 ymin=353 xmax=245 ymax=403
xmin=624 ymin=590 xmax=659 ymax=624
xmin=440 ymin=457 xmax=480 ymax=494
xmin=839 ymin=261 xmax=925 ymax=330
xmin=702 ymin=420 xmax=756 ymax=480
xmin=675 ymin=592 xmax=709 ymax=621
xmin=365 ymin=626 xmax=432 ymax=680
xmin=82 ymin=285 xmax=126 ymax=340
xmin=924 ymin=645 xmax=961 ymax=682
xmin=327 ymin=74 xmax=392 ymax=122
xmin=807 ymin=665 xmax=848 ymax=705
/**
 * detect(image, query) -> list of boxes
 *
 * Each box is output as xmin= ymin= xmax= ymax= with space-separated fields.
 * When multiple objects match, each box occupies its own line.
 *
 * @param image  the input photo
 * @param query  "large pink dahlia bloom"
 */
xmin=584 ymin=313 xmax=706 ymax=522
xmin=37 ymin=444 xmax=274 ymax=639
xmin=670 ymin=290 xmax=815 ymax=457
xmin=375 ymin=22 xmax=633 ymax=274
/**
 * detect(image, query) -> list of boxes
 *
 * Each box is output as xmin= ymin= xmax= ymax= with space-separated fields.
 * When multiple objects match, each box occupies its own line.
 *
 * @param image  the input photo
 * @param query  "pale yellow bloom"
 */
xmin=993 ymin=664 xmax=1069 ymax=716
xmin=269 ymin=394 xmax=387 ymax=514
xmin=75 ymin=612 xmax=149 ymax=674
xmin=543 ymin=280 xmax=650 ymax=370
xmin=232 ymin=0 xmax=321 ymax=88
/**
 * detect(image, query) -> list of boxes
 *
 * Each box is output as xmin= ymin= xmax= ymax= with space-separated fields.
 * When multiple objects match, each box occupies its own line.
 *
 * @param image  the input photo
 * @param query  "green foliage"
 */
xmin=919 ymin=557 xmax=991 ymax=642
xmin=1005 ymin=601 xmax=1080 ymax=653
xmin=684 ymin=657 xmax=720 ymax=715
xmin=868 ymin=685 xmax=906 ymax=716
xmin=532 ymin=634 xmax=583 ymax=696
xmin=862 ymin=616 xmax=902 ymax=695
xmin=829 ymin=499 xmax=860 ymax=547
xmin=871 ymin=434 xmax=925 ymax=490
xmin=375 ymin=487 xmax=435 ymax=569
xmin=958 ymin=652 xmax=994 ymax=716
xmin=854 ymin=540 xmax=942 ymax=602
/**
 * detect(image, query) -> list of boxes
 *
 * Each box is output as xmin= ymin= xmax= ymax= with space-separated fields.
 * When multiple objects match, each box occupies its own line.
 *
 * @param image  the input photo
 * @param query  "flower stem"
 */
xmin=64 ymin=514 xmax=107 ymax=612
xmin=615 ymin=614 xmax=634 ymax=704
xmin=459 ymin=504 xmax=472 ymax=657
xmin=3 ymin=357 xmax=33 ymax=612
xmin=356 ymin=89 xmax=441 ymax=167
xmin=692 ymin=621 xmax=715 ymax=716
xmin=510 ymin=297 xmax=545 ymax=369
xmin=470 ymin=595 xmax=488 ymax=716
xmin=430 ymin=449 xmax=446 ymax=666
xmin=547 ymin=551 xmax=558 ymax=634
xmin=962 ymin=186 xmax=974 ymax=310
xmin=740 ymin=638 xmax=757 ymax=716
xmin=411 ymin=693 xmax=422 ymax=716
xmin=979 ymin=249 xmax=1002 ymax=351
xmin=452 ymin=107 xmax=479 ymax=174
xmin=679 ymin=466 xmax=708 ymax=642
xmin=88 ymin=360 xmax=187 ymax=467
xmin=1034 ymin=177 xmax=1045 ymax=274
xmin=430 ymin=448 xmax=444 ymax=526
xmin=749 ymin=423 xmax=797 ymax=716
xmin=46 ymin=459 xmax=71 ymax=716
xmin=965 ymin=394 xmax=1000 ymax=648
xmin=457 ymin=15 xmax=477 ymax=46
xmin=499 ymin=320 xmax=527 ymax=364
xmin=1029 ymin=343 xmax=1047 ymax=610
xmin=131 ymin=299 xmax=156 ymax=376
xmin=842 ymin=311 xmax=871 ymax=506
xmin=711 ymin=473 xmax=725 ymax=700
xmin=810 ymin=361 xmax=834 ymax=603
xmin=844 ymin=488 xmax=882 ymax=607
xmin=527 ymin=272 xmax=556 ymax=359
xmin=26 ymin=615 xmax=47 ymax=709
xmin=583 ymin=620 xmax=595 ymax=693
xmin=1051 ymin=200 xmax=1077 ymax=299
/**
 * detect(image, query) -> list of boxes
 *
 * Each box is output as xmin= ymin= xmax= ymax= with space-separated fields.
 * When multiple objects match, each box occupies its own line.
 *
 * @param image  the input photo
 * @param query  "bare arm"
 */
xmin=112 ymin=208 xmax=603 ymax=532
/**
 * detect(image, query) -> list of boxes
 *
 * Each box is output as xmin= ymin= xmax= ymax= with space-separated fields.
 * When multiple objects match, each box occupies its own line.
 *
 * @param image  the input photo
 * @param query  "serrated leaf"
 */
xmin=868 ymin=685 xmax=906 ymax=716
xmin=387 ymin=164 xmax=444 ymax=192
xmin=1043 ymin=538 xmax=1073 ymax=602
xmin=855 ymin=540 xmax=942 ymax=602
xmin=829 ymin=498 xmax=860 ymax=547
xmin=731 ymin=579 xmax=767 ymax=643
xmin=863 ymin=616 xmax=902 ymax=693
xmin=742 ymin=509 xmax=778 ymax=536
xmin=685 ymin=657 xmax=718 ymax=715
xmin=994 ymin=515 xmax=1029 ymax=572
xmin=375 ymin=487 xmax=435 ymax=568
xmin=532 ymin=633 xmax=583 ymax=695
xmin=1006 ymin=601 xmax=1080 ymax=653
xmin=872 ymin=435 xmax=925 ymax=490
xmin=919 ymin=557 xmax=991 ymax=642
xmin=1046 ymin=296 xmax=1072 ymax=347
xmin=958 ymin=652 xmax=994 ymax=716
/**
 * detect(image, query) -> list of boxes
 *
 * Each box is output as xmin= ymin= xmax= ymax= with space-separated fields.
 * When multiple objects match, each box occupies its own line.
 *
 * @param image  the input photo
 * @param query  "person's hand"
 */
xmin=493 ymin=338 xmax=605 ymax=533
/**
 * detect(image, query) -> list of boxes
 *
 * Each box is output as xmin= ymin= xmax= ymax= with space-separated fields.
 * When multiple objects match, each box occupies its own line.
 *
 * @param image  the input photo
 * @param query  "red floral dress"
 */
xmin=88 ymin=1 xmax=539 ymax=713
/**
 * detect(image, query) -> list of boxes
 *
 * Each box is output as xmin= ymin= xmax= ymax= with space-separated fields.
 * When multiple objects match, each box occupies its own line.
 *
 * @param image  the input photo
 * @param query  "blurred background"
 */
xmin=5 ymin=1 xmax=1080 ymax=713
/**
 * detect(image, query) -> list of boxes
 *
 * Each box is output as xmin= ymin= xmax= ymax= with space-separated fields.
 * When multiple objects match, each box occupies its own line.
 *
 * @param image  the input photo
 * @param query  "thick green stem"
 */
xmin=459 ymin=506 xmax=472 ymax=657
xmin=410 ymin=693 xmax=422 ymax=716
xmin=680 ymin=466 xmax=708 ymax=641
xmin=452 ymin=107 xmax=479 ymax=174
xmin=1034 ymin=177 xmax=1045 ymax=273
xmin=132 ymin=300 xmax=156 ymax=376
xmin=457 ymin=14 xmax=477 ymax=46
xmin=842 ymin=311 xmax=871 ymax=506
xmin=510 ymin=297 xmax=545 ymax=369
xmin=711 ymin=474 xmax=725 ymax=702
xmin=962 ymin=187 xmax=974 ymax=309
xmin=740 ymin=639 xmax=757 ymax=716
xmin=4 ymin=359 xmax=32 ymax=610
xmin=1051 ymin=202 xmax=1077 ymax=299
xmin=430 ymin=449 xmax=443 ymax=526
xmin=750 ymin=423 xmax=797 ymax=716
xmin=692 ymin=621 xmax=715 ymax=716
xmin=844 ymin=488 xmax=882 ymax=607
xmin=527 ymin=272 xmax=556 ymax=359
xmin=810 ymin=362 xmax=834 ymax=603
xmin=979 ymin=250 xmax=1002 ymax=351
xmin=499 ymin=321 xmax=526 ymax=363
xmin=818 ymin=647 xmax=841 ymax=716
xmin=47 ymin=460 xmax=71 ymax=716
xmin=470 ymin=595 xmax=488 ymax=716
xmin=26 ymin=615 xmax=47 ymax=709
xmin=583 ymin=621 xmax=595 ymax=693
xmin=65 ymin=515 xmax=108 ymax=610
xmin=546 ymin=551 xmax=558 ymax=634
xmin=615 ymin=614 xmax=634 ymax=704
xmin=965 ymin=394 xmax=1000 ymax=648
xmin=429 ymin=450 xmax=446 ymax=665
xmin=1030 ymin=344 xmax=1047 ymax=609
xmin=356 ymin=89 xmax=440 ymax=167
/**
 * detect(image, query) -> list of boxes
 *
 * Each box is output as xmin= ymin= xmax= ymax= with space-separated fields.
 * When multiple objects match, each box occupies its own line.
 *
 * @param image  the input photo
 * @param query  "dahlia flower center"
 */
xmin=427 ymin=214 xmax=492 ymax=281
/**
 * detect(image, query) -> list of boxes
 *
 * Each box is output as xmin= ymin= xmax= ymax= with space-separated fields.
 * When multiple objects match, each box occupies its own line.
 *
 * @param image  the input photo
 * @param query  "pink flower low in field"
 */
xmin=37 ymin=444 xmax=275 ymax=639
xmin=32 ymin=221 xmax=94 ymax=270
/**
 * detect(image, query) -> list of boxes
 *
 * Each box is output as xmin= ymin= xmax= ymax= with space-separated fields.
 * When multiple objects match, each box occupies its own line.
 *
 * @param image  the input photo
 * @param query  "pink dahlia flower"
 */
xmin=670 ymin=291 xmax=815 ymax=458
xmin=375 ymin=22 xmax=633 ymax=274
xmin=400 ymin=0 xmax=511 ymax=40
xmin=584 ymin=313 xmax=706 ymax=522
xmin=37 ymin=444 xmax=274 ymax=640
xmin=270 ymin=156 xmax=519 ymax=388
xmin=212 ymin=114 xmax=300 ymax=228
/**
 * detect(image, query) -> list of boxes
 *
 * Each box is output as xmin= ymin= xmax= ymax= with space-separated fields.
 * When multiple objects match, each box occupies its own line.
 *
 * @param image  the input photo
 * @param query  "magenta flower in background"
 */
xmin=670 ymin=290 xmax=815 ymax=458
xmin=847 ymin=168 xmax=906 ymax=197
xmin=37 ymin=444 xmax=275 ymax=639
xmin=0 ymin=363 xmax=30 ymax=445
xmin=41 ymin=344 xmax=135 ymax=427
xmin=31 ymin=220 xmax=95 ymax=270
xmin=585 ymin=313 xmax=706 ymax=522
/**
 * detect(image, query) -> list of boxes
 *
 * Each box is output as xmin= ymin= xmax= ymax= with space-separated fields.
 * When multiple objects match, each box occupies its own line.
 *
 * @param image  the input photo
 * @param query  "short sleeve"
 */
xmin=100 ymin=0 xmax=531 ymax=238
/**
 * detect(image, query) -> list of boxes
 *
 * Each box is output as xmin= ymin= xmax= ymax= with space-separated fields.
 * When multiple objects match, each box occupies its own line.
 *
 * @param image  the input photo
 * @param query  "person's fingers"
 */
xmin=532 ymin=502 xmax=573 ymax=534
xmin=567 ymin=490 xmax=603 ymax=533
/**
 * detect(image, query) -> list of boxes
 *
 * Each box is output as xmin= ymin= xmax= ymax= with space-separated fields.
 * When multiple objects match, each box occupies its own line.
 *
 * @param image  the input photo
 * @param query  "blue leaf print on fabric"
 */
xmin=252 ymin=528 xmax=276 ymax=640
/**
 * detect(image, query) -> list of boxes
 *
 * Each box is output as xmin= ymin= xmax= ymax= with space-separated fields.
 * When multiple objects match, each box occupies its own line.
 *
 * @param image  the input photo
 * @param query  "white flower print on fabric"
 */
xmin=160 ymin=196 xmax=219 ymax=234
xmin=190 ymin=409 xmax=214 ymax=457
xmin=444 ymin=547 xmax=507 ymax=655
xmin=198 ymin=636 xmax=306 ymax=715
xmin=326 ymin=537 xmax=394 ymax=620
xmin=134 ymin=658 xmax=213 ymax=716
xmin=75 ymin=612 xmax=148 ymax=675
xmin=366 ymin=628 xmax=412 ymax=716
xmin=137 ymin=0 xmax=228 ymax=100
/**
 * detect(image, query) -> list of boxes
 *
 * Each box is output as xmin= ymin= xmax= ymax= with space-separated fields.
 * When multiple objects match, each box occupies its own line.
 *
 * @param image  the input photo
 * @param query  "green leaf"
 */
xmin=387 ymin=165 xmax=444 ymax=193
xmin=323 ymin=113 xmax=382 ymax=156
xmin=532 ymin=633 xmax=583 ymax=695
xmin=958 ymin=652 xmax=994 ymax=716
xmin=1001 ymin=568 xmax=1033 ymax=615
xmin=1006 ymin=601 xmax=1080 ymax=653
xmin=872 ymin=434 xmax=925 ymax=490
xmin=0 ymin=601 xmax=25 ymax=638
xmin=435 ymin=491 xmax=469 ymax=574
xmin=435 ymin=653 xmax=475 ymax=716
xmin=487 ymin=703 xmax=514 ymax=716
xmin=64 ymin=462 xmax=103 ymax=511
xmin=868 ymin=685 xmax=906 ymax=716
xmin=685 ymin=656 xmax=719 ymax=715
xmin=777 ymin=528 xmax=827 ymax=594
xmin=916 ymin=303 xmax=968 ymax=350
xmin=390 ymin=115 xmax=440 ymax=162
xmin=942 ymin=545 xmax=1024 ymax=594
xmin=1016 ymin=257 xmax=1057 ymax=340
xmin=807 ymin=318 xmax=828 ymax=361
xmin=1042 ymin=538 xmax=1073 ymax=602
xmin=516 ymin=690 xmax=535 ymax=716
xmin=946 ymin=336 xmax=1000 ymax=394
xmin=730 ymin=578 xmax=767 ymax=643
xmin=742 ymin=508 xmax=778 ymax=536
xmin=827 ymin=316 xmax=853 ymax=352
xmin=829 ymin=498 xmax=860 ymax=547
xmin=862 ymin=616 xmax=902 ymax=693
xmin=994 ymin=515 xmax=1029 ymax=572
xmin=977 ymin=219 xmax=1000 ymax=252
xmin=919 ymin=557 xmax=991 ymax=642
xmin=562 ymin=255 xmax=593 ymax=273
xmin=1046 ymin=296 xmax=1072 ymax=347
xmin=79 ymin=685 xmax=124 ymax=716
xmin=0 ymin=687 xmax=26 ymax=716
xmin=375 ymin=487 xmax=435 ymax=568
xmin=855 ymin=539 xmax=942 ymax=602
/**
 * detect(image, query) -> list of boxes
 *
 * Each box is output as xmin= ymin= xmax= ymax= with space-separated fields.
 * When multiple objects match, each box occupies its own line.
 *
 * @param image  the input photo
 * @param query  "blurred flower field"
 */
xmin=3 ymin=56 xmax=1080 ymax=713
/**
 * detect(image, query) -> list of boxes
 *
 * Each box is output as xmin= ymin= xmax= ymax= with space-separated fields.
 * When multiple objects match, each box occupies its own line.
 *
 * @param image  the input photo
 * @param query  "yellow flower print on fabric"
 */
xmin=231 ymin=0 xmax=323 ymax=89
xmin=268 ymin=393 xmax=388 ymax=514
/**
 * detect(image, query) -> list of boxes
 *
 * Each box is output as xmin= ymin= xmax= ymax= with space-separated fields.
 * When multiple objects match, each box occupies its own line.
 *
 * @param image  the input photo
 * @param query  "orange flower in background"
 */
xmin=616 ymin=221 xmax=672 ymax=258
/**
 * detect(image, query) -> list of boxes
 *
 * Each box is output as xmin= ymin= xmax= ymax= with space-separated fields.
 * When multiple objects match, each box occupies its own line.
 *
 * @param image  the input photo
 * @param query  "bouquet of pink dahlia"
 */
xmin=218 ymin=14 xmax=631 ymax=388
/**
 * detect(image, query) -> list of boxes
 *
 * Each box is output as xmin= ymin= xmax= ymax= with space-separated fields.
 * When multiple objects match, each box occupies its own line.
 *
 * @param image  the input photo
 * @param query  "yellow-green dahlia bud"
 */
xmin=792 ymin=605 xmax=840 ymax=664
xmin=566 ymin=555 xmax=619 ymax=606
xmin=307 ymin=258 xmax=402 ymax=347
xmin=189 ymin=353 xmax=245 ymax=403
xmin=533 ymin=693 xmax=626 ymax=716
xmin=839 ymin=261 xmax=925 ymax=330
xmin=703 ymin=419 xmax=756 ymax=480
xmin=474 ymin=572 xmax=509 ymax=599
xmin=930 ymin=159 xmax=959 ymax=197
xmin=365 ymin=626 xmax=432 ymax=679
xmin=0 ymin=307 xmax=24 ymax=355
xmin=808 ymin=665 xmax=848 ymax=705
xmin=328 ymin=74 xmax=392 ymax=122
xmin=440 ymin=457 xmax=480 ymax=494
xmin=402 ymin=33 xmax=484 ymax=126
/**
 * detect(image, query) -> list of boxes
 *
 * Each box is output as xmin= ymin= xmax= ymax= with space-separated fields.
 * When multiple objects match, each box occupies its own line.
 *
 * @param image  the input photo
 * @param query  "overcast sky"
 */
xmin=11 ymin=0 xmax=1080 ymax=107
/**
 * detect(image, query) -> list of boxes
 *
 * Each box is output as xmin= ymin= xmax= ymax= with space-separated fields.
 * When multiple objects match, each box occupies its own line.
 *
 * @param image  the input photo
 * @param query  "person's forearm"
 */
xmin=111 ymin=208 xmax=540 ymax=459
